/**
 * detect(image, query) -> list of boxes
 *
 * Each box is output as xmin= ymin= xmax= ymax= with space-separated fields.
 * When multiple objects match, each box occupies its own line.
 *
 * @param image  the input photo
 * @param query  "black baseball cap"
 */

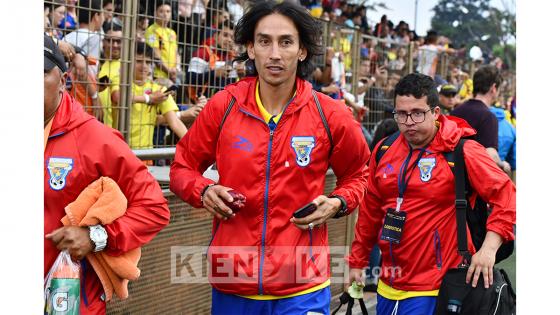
xmin=439 ymin=84 xmax=458 ymax=97
xmin=44 ymin=34 xmax=67 ymax=73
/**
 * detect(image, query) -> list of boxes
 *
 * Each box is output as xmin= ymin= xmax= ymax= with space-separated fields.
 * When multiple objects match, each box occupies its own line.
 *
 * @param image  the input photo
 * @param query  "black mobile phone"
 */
xmin=293 ymin=202 xmax=317 ymax=218
xmin=164 ymin=85 xmax=178 ymax=93
xmin=99 ymin=75 xmax=109 ymax=84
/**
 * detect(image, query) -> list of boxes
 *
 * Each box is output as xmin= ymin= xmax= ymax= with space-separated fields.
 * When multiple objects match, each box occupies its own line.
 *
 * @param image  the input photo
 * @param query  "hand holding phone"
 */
xmin=292 ymin=202 xmax=317 ymax=218
xmin=99 ymin=75 xmax=109 ymax=84
xmin=164 ymin=85 xmax=178 ymax=94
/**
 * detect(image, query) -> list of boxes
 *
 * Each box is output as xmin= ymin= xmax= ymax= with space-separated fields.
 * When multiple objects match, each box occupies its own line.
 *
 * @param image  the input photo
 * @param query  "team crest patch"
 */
xmin=418 ymin=157 xmax=436 ymax=182
xmin=291 ymin=136 xmax=315 ymax=167
xmin=47 ymin=157 xmax=73 ymax=190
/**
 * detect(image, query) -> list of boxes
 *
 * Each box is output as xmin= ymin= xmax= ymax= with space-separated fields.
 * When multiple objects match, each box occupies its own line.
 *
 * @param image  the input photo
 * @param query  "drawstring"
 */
xmin=390 ymin=300 xmax=399 ymax=315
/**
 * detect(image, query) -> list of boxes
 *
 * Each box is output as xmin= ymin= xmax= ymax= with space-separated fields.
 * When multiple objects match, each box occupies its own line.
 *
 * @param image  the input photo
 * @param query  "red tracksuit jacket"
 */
xmin=44 ymin=92 xmax=170 ymax=313
xmin=170 ymin=77 xmax=370 ymax=296
xmin=349 ymin=114 xmax=516 ymax=292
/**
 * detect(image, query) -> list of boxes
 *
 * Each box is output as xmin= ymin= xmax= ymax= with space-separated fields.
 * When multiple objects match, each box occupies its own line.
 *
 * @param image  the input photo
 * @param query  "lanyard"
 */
xmin=395 ymin=145 xmax=427 ymax=212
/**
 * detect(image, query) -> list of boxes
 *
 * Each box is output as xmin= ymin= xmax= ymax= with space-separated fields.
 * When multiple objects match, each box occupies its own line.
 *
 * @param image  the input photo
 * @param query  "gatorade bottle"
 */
xmin=45 ymin=251 xmax=80 ymax=315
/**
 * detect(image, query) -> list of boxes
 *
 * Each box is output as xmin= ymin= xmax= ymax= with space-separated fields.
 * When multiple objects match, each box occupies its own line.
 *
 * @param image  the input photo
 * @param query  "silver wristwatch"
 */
xmin=89 ymin=224 xmax=108 ymax=252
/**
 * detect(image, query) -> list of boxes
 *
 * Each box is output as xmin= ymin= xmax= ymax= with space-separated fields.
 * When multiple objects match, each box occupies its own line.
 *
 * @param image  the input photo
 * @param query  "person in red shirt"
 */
xmin=171 ymin=2 xmax=369 ymax=314
xmin=186 ymin=20 xmax=236 ymax=103
xmin=44 ymin=34 xmax=170 ymax=314
xmin=348 ymin=73 xmax=515 ymax=314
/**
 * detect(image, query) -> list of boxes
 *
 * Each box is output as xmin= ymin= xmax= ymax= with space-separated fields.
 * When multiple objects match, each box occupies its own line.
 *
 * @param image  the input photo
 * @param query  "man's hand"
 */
xmin=466 ymin=231 xmax=503 ymax=288
xmin=57 ymin=41 xmax=76 ymax=61
xmin=149 ymin=91 xmax=168 ymax=105
xmin=321 ymin=83 xmax=340 ymax=95
xmin=46 ymin=226 xmax=94 ymax=261
xmin=348 ymin=267 xmax=366 ymax=289
xmin=500 ymin=160 xmax=512 ymax=177
xmin=202 ymin=184 xmax=236 ymax=220
xmin=196 ymin=95 xmax=208 ymax=108
xmin=290 ymin=195 xmax=341 ymax=230
xmin=179 ymin=105 xmax=203 ymax=125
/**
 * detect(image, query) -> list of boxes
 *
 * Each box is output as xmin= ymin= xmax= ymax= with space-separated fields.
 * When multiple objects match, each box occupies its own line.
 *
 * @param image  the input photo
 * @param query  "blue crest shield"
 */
xmin=418 ymin=157 xmax=436 ymax=182
xmin=291 ymin=136 xmax=315 ymax=167
xmin=47 ymin=157 xmax=74 ymax=190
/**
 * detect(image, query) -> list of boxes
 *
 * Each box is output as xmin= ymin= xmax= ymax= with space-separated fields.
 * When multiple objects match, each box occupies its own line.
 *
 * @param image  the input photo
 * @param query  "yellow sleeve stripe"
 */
xmin=237 ymin=279 xmax=331 ymax=300
xmin=377 ymin=279 xmax=439 ymax=300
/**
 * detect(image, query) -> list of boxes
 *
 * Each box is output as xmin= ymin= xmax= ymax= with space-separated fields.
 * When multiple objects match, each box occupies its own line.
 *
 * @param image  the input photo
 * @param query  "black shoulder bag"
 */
xmin=435 ymin=139 xmax=516 ymax=315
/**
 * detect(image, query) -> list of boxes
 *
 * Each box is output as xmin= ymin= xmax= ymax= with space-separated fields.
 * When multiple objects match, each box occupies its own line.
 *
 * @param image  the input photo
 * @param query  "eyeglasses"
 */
xmin=392 ymin=108 xmax=433 ymax=124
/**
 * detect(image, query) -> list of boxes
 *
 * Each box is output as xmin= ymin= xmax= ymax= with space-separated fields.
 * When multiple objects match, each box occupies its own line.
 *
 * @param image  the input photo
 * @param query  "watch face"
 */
xmin=91 ymin=227 xmax=107 ymax=242
xmin=93 ymin=230 xmax=102 ymax=240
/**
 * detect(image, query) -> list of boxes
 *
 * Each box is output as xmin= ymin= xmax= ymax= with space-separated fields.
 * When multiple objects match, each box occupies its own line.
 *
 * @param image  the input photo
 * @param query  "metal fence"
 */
xmin=45 ymin=0 xmax=511 ymax=155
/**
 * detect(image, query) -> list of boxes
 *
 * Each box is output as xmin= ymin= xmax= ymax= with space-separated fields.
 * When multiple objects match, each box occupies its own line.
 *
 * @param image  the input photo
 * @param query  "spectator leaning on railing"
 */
xmin=128 ymin=42 xmax=187 ymax=150
xmin=63 ymin=0 xmax=105 ymax=118
xmin=44 ymin=34 xmax=170 ymax=314
xmin=416 ymin=30 xmax=454 ymax=79
xmin=186 ymin=20 xmax=236 ymax=103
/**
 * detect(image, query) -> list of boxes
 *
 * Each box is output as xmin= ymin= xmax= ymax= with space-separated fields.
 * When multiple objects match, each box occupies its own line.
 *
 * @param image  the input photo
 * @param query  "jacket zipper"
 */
xmin=434 ymin=229 xmax=442 ymax=269
xmin=239 ymin=108 xmax=274 ymax=295
xmin=206 ymin=221 xmax=221 ymax=257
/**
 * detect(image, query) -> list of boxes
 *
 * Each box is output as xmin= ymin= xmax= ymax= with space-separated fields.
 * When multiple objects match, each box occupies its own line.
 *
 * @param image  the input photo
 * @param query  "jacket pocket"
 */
xmin=433 ymin=229 xmax=442 ymax=270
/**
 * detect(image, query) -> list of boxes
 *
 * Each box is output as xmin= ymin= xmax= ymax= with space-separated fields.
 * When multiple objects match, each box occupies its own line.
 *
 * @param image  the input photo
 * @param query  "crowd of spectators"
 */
xmin=44 ymin=0 xmax=515 ymax=156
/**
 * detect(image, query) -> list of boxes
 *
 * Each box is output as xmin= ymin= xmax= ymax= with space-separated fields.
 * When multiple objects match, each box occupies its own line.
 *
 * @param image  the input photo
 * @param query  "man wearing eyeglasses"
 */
xmin=98 ymin=22 xmax=122 ymax=127
xmin=347 ymin=73 xmax=515 ymax=314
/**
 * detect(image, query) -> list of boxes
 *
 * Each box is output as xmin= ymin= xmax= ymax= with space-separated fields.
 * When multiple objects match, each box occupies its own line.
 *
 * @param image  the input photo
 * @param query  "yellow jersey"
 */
xmin=98 ymin=60 xmax=121 ymax=127
xmin=145 ymin=23 xmax=178 ymax=79
xmin=459 ymin=78 xmax=473 ymax=101
xmin=130 ymin=80 xmax=178 ymax=149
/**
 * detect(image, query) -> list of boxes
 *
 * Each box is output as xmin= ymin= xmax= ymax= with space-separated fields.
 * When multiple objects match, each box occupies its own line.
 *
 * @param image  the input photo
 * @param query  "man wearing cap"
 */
xmin=44 ymin=35 xmax=170 ymax=313
xmin=438 ymin=84 xmax=459 ymax=114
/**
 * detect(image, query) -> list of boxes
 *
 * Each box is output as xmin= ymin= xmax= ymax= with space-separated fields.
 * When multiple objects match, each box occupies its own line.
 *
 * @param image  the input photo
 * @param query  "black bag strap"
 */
xmin=218 ymin=97 xmax=236 ymax=134
xmin=357 ymin=298 xmax=368 ymax=315
xmin=453 ymin=138 xmax=471 ymax=263
xmin=312 ymin=90 xmax=334 ymax=157
xmin=374 ymin=131 xmax=400 ymax=165
xmin=331 ymin=292 xmax=369 ymax=315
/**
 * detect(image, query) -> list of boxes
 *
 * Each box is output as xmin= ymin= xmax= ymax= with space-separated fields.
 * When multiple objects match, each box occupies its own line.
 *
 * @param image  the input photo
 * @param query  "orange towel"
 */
xmin=61 ymin=176 xmax=141 ymax=301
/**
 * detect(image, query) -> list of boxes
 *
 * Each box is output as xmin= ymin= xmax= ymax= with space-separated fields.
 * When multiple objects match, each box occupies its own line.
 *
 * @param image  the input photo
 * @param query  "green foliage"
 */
xmin=492 ymin=44 xmax=516 ymax=70
xmin=430 ymin=0 xmax=516 ymax=69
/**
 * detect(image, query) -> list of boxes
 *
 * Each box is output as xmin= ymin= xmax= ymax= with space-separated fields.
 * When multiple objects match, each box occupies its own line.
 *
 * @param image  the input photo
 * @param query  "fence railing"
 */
xmin=44 ymin=0 xmax=513 ymax=155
